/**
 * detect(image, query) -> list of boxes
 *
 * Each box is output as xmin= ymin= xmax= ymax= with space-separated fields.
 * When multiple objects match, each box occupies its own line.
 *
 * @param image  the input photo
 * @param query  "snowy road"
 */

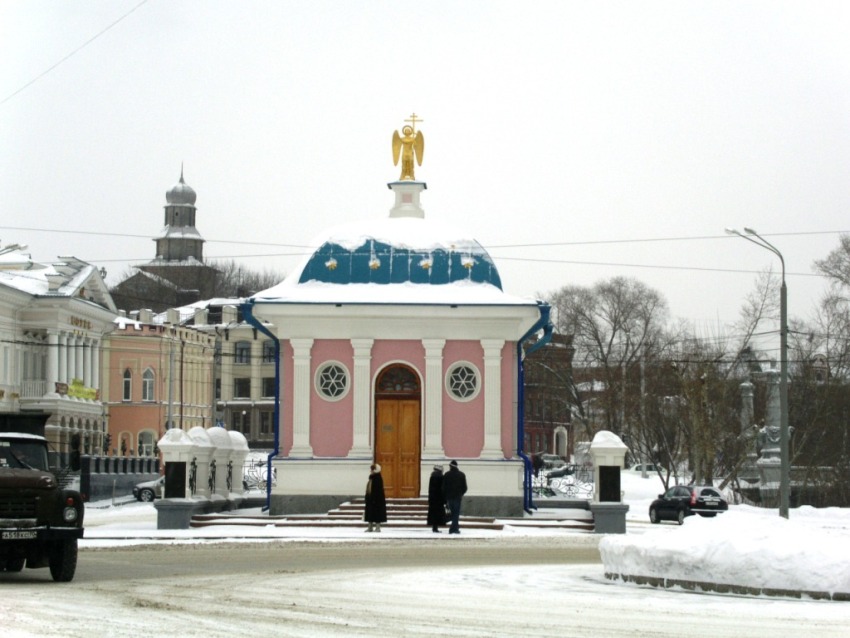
xmin=2 ymin=536 xmax=848 ymax=637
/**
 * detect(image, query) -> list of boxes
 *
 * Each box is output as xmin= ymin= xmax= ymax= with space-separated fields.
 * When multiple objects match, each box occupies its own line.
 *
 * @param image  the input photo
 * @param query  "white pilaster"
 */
xmin=350 ymin=338 xmax=374 ymax=456
xmin=68 ymin=335 xmax=77 ymax=385
xmin=46 ymin=331 xmax=59 ymax=396
xmin=290 ymin=339 xmax=314 ymax=457
xmin=90 ymin=339 xmax=100 ymax=392
xmin=58 ymin=333 xmax=67 ymax=386
xmin=82 ymin=338 xmax=91 ymax=389
xmin=481 ymin=339 xmax=505 ymax=458
xmin=422 ymin=339 xmax=446 ymax=455
xmin=74 ymin=335 xmax=84 ymax=383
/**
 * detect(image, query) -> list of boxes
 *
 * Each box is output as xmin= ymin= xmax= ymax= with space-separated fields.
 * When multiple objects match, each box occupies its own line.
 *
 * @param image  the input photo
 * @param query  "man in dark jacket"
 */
xmin=441 ymin=460 xmax=467 ymax=534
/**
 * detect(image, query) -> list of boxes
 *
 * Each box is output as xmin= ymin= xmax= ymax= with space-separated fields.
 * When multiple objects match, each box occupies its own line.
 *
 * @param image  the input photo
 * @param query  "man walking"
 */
xmin=442 ymin=460 xmax=467 ymax=534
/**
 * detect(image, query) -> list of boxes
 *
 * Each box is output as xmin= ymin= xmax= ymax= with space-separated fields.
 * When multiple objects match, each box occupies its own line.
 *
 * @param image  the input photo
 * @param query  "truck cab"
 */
xmin=0 ymin=432 xmax=85 ymax=582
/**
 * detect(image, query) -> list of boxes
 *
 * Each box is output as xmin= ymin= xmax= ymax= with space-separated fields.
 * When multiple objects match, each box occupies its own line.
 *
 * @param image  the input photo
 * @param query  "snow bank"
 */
xmin=599 ymin=509 xmax=850 ymax=595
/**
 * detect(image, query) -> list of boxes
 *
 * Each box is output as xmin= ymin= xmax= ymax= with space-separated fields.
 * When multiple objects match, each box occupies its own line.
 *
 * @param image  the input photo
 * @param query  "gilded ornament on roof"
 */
xmin=392 ymin=113 xmax=424 ymax=180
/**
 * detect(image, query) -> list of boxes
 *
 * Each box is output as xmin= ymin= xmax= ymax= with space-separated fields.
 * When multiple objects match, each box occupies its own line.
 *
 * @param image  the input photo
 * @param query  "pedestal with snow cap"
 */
xmin=589 ymin=430 xmax=630 ymax=534
xmin=154 ymin=428 xmax=211 ymax=530
xmin=228 ymin=430 xmax=250 ymax=510
xmin=207 ymin=426 xmax=236 ymax=511
xmin=187 ymin=427 xmax=216 ymax=500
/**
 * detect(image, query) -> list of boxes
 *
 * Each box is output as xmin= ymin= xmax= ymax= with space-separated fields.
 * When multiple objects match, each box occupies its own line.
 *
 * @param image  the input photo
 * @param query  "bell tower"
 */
xmin=133 ymin=168 xmax=219 ymax=306
xmin=153 ymin=167 xmax=205 ymax=262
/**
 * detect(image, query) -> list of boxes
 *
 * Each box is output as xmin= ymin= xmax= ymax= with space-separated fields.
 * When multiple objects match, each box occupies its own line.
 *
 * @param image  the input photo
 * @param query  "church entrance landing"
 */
xmin=374 ymin=365 xmax=421 ymax=498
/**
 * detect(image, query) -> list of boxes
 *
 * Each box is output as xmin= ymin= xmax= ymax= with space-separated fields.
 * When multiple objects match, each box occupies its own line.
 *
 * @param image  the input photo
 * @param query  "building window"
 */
xmin=235 ymin=340 xmax=251 ymax=364
xmin=234 ymin=378 xmax=251 ymax=398
xmin=138 ymin=431 xmax=155 ymax=456
xmin=142 ymin=368 xmax=155 ymax=402
xmin=214 ymin=342 xmax=222 ymax=365
xmin=215 ymin=378 xmax=221 ymax=400
xmin=446 ymin=362 xmax=480 ymax=401
xmin=262 ymin=340 xmax=275 ymax=363
xmin=231 ymin=410 xmax=249 ymax=434
xmin=260 ymin=411 xmax=273 ymax=436
xmin=122 ymin=369 xmax=132 ymax=401
xmin=315 ymin=362 xmax=349 ymax=401
xmin=262 ymin=377 xmax=276 ymax=398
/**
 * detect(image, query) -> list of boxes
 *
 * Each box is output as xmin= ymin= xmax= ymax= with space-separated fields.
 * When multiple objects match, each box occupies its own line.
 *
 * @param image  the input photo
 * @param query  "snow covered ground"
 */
xmin=2 ymin=472 xmax=849 ymax=637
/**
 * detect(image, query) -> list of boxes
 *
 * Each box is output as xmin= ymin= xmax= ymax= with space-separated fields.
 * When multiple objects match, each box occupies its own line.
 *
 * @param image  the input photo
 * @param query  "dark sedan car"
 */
xmin=649 ymin=485 xmax=728 ymax=525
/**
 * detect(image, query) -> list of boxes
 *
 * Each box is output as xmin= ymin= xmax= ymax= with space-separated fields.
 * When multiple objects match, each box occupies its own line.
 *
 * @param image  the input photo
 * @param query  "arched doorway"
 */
xmin=374 ymin=364 xmax=421 ymax=498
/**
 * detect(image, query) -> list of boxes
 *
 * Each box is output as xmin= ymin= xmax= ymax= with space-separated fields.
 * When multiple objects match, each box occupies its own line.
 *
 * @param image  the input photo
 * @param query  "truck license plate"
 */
xmin=2 ymin=530 xmax=37 ymax=540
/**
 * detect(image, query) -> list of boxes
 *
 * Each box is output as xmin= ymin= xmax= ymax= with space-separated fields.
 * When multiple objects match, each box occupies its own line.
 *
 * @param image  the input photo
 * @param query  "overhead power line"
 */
xmin=1 ymin=0 xmax=150 ymax=107
xmin=493 ymin=255 xmax=823 ymax=278
xmin=488 ymin=229 xmax=850 ymax=249
xmin=0 ymin=224 xmax=840 ymax=278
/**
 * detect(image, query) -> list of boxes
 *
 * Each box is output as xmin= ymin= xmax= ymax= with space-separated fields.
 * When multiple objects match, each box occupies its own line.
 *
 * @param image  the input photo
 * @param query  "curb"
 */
xmin=605 ymin=572 xmax=850 ymax=601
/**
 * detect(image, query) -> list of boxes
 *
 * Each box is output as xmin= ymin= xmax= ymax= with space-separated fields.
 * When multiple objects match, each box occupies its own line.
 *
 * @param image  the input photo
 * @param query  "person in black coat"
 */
xmin=364 ymin=463 xmax=387 ymax=532
xmin=426 ymin=465 xmax=447 ymax=533
xmin=442 ymin=460 xmax=468 ymax=534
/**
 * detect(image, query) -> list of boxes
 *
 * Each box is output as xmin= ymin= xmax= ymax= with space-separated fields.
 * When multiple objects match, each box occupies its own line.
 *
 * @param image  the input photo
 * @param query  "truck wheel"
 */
xmin=5 ymin=557 xmax=25 ymax=572
xmin=49 ymin=539 xmax=78 ymax=582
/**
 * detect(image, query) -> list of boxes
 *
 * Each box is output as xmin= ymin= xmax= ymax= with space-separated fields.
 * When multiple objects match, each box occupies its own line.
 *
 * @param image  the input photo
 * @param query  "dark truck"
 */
xmin=0 ymin=432 xmax=84 ymax=582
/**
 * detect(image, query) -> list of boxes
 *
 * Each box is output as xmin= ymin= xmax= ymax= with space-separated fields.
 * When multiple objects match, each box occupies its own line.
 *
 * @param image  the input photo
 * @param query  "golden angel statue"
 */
xmin=392 ymin=115 xmax=424 ymax=181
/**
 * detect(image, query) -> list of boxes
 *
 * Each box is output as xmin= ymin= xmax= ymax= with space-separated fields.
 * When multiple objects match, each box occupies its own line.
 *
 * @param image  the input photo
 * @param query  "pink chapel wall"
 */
xmin=309 ymin=339 xmax=354 ymax=456
xmin=441 ymin=340 xmax=487 ymax=458
xmin=277 ymin=338 xmax=518 ymax=459
xmin=369 ymin=340 xmax=426 ymax=377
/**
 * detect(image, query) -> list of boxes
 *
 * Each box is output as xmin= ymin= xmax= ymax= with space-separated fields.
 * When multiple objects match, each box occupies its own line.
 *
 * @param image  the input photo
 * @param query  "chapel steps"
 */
xmin=190 ymin=497 xmax=595 ymax=532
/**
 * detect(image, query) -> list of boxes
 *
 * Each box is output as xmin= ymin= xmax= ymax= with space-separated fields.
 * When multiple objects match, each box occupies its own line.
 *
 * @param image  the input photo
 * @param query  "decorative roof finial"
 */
xmin=392 ymin=114 xmax=424 ymax=181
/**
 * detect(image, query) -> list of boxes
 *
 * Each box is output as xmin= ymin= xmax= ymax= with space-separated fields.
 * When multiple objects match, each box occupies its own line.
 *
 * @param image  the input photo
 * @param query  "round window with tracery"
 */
xmin=315 ymin=362 xmax=350 ymax=401
xmin=446 ymin=362 xmax=480 ymax=401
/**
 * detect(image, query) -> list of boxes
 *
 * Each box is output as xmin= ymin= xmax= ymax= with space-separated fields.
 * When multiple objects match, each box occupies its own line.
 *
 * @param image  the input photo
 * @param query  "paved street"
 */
xmin=71 ymin=535 xmax=603 ymax=583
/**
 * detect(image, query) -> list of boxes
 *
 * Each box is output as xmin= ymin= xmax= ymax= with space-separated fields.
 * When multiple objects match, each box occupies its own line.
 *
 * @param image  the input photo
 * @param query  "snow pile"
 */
xmin=600 ymin=505 xmax=850 ymax=595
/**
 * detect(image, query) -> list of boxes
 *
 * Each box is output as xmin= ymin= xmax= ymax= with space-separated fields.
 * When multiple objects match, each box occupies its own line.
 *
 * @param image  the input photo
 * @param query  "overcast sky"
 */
xmin=2 ymin=1 xmax=849 ymax=331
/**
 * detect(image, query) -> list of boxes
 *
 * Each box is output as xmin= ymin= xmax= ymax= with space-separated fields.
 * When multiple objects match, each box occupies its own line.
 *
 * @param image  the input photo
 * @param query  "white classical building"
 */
xmin=0 ymin=243 xmax=117 ymax=466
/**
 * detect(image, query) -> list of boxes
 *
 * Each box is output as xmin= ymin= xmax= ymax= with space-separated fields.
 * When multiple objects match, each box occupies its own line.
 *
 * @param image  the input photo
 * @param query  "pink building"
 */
xmin=103 ymin=310 xmax=215 ymax=458
xmin=246 ymin=174 xmax=550 ymax=517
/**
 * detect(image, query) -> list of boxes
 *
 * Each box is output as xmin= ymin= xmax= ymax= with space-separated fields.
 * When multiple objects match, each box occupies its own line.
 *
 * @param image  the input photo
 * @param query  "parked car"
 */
xmin=545 ymin=465 xmax=575 ymax=479
xmin=133 ymin=476 xmax=165 ymax=502
xmin=629 ymin=463 xmax=666 ymax=474
xmin=649 ymin=485 xmax=728 ymax=525
xmin=539 ymin=454 xmax=566 ymax=470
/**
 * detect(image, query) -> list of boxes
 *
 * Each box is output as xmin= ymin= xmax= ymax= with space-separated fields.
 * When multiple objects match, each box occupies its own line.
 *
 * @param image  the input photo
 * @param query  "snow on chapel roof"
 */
xmin=252 ymin=116 xmax=537 ymax=307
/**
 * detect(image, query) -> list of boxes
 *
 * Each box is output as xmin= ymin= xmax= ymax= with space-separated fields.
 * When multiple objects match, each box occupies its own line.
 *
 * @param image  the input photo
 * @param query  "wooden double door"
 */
xmin=374 ymin=366 xmax=421 ymax=498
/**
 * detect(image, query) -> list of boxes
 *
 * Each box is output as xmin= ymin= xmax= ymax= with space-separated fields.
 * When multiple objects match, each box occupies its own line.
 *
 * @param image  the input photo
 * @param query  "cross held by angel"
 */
xmin=392 ymin=114 xmax=424 ymax=181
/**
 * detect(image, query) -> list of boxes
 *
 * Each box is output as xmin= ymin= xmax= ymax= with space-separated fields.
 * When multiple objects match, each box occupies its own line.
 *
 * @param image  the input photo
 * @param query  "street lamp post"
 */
xmin=725 ymin=227 xmax=790 ymax=518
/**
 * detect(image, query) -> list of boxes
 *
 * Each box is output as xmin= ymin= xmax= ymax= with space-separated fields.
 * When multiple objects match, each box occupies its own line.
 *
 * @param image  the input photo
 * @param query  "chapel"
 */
xmin=245 ymin=117 xmax=551 ymax=516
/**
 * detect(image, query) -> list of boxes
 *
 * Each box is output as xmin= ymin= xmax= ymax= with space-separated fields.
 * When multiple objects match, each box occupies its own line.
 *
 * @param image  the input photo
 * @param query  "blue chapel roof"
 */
xmin=297 ymin=235 xmax=502 ymax=288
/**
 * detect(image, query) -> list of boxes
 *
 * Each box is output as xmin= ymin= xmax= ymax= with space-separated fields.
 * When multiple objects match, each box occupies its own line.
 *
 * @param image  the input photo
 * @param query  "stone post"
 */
xmin=207 ymin=426 xmax=233 ymax=510
xmin=757 ymin=370 xmax=782 ymax=506
xmin=187 ymin=426 xmax=215 ymax=500
xmin=589 ymin=430 xmax=630 ymax=534
xmin=154 ymin=428 xmax=210 ymax=529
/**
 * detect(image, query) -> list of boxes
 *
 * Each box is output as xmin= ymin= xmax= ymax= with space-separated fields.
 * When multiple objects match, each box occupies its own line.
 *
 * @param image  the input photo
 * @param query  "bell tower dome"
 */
xmin=154 ymin=167 xmax=204 ymax=262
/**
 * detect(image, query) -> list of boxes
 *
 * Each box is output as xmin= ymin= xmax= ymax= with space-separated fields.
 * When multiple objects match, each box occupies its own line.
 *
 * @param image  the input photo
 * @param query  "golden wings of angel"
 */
xmin=392 ymin=124 xmax=424 ymax=181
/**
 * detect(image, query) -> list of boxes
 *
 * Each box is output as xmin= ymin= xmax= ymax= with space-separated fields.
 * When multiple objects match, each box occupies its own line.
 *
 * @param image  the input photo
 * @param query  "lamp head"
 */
xmin=743 ymin=227 xmax=757 ymax=235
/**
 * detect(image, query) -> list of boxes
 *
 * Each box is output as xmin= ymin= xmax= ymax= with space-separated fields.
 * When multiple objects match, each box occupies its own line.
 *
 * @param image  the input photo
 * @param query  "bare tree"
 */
xmin=209 ymin=259 xmax=284 ymax=298
xmin=546 ymin=276 xmax=669 ymax=440
xmin=814 ymin=234 xmax=850 ymax=289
